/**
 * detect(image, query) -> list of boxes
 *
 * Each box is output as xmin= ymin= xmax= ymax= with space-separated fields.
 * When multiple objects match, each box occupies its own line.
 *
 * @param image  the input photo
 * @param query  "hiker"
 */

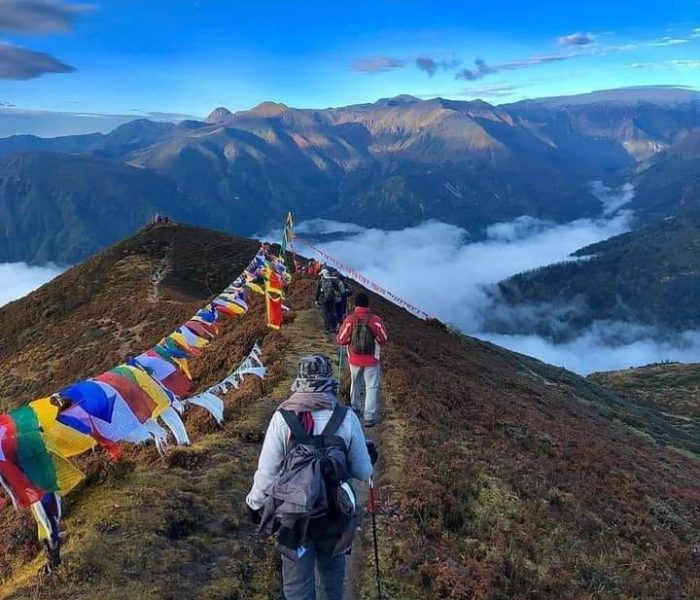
xmin=336 ymin=293 xmax=388 ymax=428
xmin=246 ymin=355 xmax=376 ymax=600
xmin=335 ymin=275 xmax=353 ymax=327
xmin=303 ymin=259 xmax=316 ymax=276
xmin=316 ymin=268 xmax=340 ymax=333
xmin=308 ymin=259 xmax=322 ymax=277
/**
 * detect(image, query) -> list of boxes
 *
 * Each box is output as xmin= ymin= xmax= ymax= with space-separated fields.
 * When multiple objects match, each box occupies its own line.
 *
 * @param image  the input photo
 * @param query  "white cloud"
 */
xmin=351 ymin=56 xmax=406 ymax=74
xmin=650 ymin=37 xmax=690 ymax=47
xmin=670 ymin=59 xmax=700 ymax=69
xmin=482 ymin=325 xmax=700 ymax=374
xmin=308 ymin=211 xmax=632 ymax=332
xmin=288 ymin=185 xmax=700 ymax=375
xmin=629 ymin=59 xmax=700 ymax=71
xmin=0 ymin=263 xmax=63 ymax=308
xmin=591 ymin=181 xmax=634 ymax=215
xmin=557 ymin=32 xmax=597 ymax=47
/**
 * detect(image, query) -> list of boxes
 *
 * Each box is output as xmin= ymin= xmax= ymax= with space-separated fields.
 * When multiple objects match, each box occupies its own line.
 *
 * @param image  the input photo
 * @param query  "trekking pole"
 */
xmin=368 ymin=477 xmax=382 ymax=599
xmin=337 ymin=344 xmax=342 ymax=372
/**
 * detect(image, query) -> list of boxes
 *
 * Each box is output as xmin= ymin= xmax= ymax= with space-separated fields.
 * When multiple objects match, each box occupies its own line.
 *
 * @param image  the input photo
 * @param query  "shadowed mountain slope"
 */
xmin=0 ymin=224 xmax=699 ymax=599
xmin=631 ymin=130 xmax=700 ymax=222
xmin=0 ymin=151 xmax=207 ymax=264
xmin=496 ymin=212 xmax=700 ymax=335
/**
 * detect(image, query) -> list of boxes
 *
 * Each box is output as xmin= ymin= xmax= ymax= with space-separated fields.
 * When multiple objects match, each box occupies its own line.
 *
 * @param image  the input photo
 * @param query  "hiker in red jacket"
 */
xmin=336 ymin=293 xmax=388 ymax=427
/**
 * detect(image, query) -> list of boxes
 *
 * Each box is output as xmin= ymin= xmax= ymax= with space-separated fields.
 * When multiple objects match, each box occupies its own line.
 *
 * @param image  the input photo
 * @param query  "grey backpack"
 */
xmin=260 ymin=405 xmax=359 ymax=558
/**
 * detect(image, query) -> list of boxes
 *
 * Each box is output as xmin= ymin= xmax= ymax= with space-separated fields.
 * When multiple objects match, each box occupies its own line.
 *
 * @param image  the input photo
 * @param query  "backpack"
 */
xmin=351 ymin=314 xmax=376 ymax=355
xmin=319 ymin=278 xmax=337 ymax=303
xmin=261 ymin=405 xmax=359 ymax=558
xmin=334 ymin=280 xmax=345 ymax=303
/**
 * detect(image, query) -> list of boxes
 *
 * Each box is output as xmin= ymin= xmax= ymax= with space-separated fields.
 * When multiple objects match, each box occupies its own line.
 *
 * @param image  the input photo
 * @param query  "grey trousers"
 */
xmin=282 ymin=549 xmax=346 ymax=600
xmin=349 ymin=364 xmax=380 ymax=423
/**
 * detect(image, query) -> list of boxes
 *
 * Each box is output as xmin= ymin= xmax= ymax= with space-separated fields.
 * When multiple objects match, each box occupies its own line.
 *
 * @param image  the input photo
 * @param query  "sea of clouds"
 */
xmin=288 ymin=184 xmax=700 ymax=375
xmin=0 ymin=263 xmax=63 ymax=308
xmin=7 ymin=184 xmax=699 ymax=376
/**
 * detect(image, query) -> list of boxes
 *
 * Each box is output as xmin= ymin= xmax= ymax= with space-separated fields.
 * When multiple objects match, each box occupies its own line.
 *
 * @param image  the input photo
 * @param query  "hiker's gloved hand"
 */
xmin=246 ymin=504 xmax=263 ymax=525
xmin=366 ymin=440 xmax=378 ymax=465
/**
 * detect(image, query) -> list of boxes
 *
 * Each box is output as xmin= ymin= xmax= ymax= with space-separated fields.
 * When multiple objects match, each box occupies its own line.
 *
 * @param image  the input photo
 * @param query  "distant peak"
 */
xmin=206 ymin=107 xmax=234 ymax=125
xmin=249 ymin=101 xmax=289 ymax=117
xmin=375 ymin=94 xmax=422 ymax=107
xmin=506 ymin=86 xmax=700 ymax=109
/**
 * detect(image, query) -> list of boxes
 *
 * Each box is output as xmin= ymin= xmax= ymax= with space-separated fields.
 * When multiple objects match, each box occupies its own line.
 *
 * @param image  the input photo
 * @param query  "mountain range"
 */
xmin=1 ymin=223 xmax=699 ymax=599
xmin=1 ymin=86 xmax=698 ymax=264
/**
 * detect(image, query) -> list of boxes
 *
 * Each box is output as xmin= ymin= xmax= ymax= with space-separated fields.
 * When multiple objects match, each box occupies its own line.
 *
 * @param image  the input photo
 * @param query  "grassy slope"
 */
xmin=1 ymin=223 xmax=699 ymax=599
xmin=590 ymin=363 xmax=700 ymax=419
xmin=0 ymin=223 xmax=289 ymax=599
xmin=367 ymin=295 xmax=700 ymax=599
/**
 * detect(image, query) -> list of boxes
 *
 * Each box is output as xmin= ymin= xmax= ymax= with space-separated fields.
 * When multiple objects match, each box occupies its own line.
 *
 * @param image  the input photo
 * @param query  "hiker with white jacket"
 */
xmin=246 ymin=355 xmax=376 ymax=600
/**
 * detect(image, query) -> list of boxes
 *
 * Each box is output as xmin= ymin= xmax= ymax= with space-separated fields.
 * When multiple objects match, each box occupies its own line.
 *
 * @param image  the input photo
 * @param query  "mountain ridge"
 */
xmin=0 ymin=86 xmax=699 ymax=264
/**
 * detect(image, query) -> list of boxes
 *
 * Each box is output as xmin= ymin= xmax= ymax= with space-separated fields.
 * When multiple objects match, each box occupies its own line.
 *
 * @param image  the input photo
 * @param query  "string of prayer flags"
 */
xmin=0 ymin=214 xmax=295 ymax=565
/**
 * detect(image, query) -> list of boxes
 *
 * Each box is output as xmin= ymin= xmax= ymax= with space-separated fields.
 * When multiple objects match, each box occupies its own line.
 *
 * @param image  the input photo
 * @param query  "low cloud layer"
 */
xmin=591 ymin=180 xmax=634 ymax=215
xmin=0 ymin=262 xmax=63 ymax=308
xmin=289 ymin=187 xmax=700 ymax=374
xmin=0 ymin=42 xmax=74 ymax=80
xmin=484 ymin=325 xmax=700 ymax=375
xmin=0 ymin=0 xmax=92 ymax=34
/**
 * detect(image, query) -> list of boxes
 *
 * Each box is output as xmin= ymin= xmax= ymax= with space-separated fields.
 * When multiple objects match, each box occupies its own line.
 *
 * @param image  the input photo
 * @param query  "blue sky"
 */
xmin=0 ymin=0 xmax=699 ymax=134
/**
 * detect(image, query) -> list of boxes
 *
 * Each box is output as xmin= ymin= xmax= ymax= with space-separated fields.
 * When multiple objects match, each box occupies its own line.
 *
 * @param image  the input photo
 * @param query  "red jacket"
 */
xmin=336 ymin=307 xmax=388 ymax=367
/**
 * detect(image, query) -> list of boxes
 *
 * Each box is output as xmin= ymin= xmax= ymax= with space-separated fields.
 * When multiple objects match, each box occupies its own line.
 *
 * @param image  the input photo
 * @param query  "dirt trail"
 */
xmin=148 ymin=252 xmax=173 ymax=305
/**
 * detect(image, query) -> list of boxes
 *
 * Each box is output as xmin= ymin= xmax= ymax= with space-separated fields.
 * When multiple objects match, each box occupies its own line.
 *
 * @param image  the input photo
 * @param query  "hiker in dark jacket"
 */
xmin=315 ymin=268 xmax=340 ymax=333
xmin=334 ymin=275 xmax=353 ymax=327
xmin=246 ymin=355 xmax=373 ymax=600
xmin=336 ymin=293 xmax=388 ymax=428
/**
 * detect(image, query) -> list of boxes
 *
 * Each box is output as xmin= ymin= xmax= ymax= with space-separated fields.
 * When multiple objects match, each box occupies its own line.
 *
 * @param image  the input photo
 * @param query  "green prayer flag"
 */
xmin=11 ymin=406 xmax=58 ymax=493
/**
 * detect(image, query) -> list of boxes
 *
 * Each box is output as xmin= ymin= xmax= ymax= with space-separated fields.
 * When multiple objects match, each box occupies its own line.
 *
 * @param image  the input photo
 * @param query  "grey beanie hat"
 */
xmin=290 ymin=354 xmax=338 ymax=393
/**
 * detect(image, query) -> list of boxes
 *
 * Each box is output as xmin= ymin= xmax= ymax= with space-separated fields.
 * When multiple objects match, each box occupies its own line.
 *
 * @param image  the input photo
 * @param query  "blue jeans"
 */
xmin=282 ymin=548 xmax=346 ymax=600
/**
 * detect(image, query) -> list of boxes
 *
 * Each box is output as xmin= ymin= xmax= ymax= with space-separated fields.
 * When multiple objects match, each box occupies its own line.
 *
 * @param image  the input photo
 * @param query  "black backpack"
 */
xmin=351 ymin=314 xmax=376 ymax=355
xmin=319 ymin=278 xmax=337 ymax=303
